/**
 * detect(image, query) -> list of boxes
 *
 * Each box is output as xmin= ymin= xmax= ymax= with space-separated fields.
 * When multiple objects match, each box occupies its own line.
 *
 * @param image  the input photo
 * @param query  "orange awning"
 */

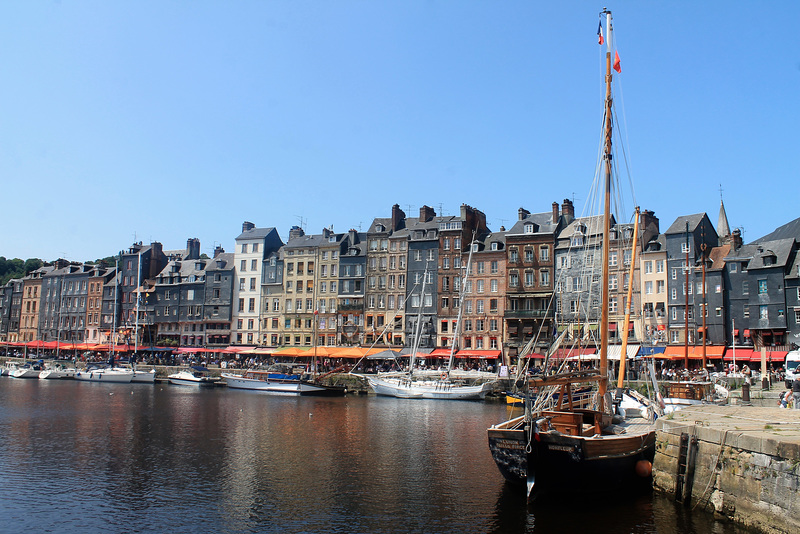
xmin=663 ymin=345 xmax=725 ymax=360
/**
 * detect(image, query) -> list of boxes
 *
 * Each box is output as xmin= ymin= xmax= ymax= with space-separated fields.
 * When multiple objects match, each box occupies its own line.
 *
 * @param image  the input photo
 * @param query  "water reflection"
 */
xmin=0 ymin=378 xmax=747 ymax=533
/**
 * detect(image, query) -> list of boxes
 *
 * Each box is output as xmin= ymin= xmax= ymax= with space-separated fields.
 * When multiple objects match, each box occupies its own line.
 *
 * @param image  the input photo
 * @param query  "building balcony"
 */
xmin=338 ymin=303 xmax=363 ymax=311
xmin=505 ymin=309 xmax=553 ymax=319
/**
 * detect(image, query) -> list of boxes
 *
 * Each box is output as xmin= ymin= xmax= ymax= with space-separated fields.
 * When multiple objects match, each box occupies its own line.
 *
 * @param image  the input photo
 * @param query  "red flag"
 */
xmin=597 ymin=22 xmax=604 ymax=45
xmin=613 ymin=50 xmax=621 ymax=73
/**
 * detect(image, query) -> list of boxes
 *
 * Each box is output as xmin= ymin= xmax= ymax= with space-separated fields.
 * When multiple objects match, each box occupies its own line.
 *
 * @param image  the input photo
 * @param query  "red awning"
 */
xmin=608 ymin=324 xmax=617 ymax=331
xmin=455 ymin=349 xmax=501 ymax=359
xmin=697 ymin=327 xmax=706 ymax=333
xmin=743 ymin=329 xmax=751 ymax=337
xmin=748 ymin=350 xmax=787 ymax=363
xmin=723 ymin=348 xmax=753 ymax=362
xmin=551 ymin=348 xmax=597 ymax=359
xmin=657 ymin=324 xmax=666 ymax=331
xmin=733 ymin=329 xmax=739 ymax=335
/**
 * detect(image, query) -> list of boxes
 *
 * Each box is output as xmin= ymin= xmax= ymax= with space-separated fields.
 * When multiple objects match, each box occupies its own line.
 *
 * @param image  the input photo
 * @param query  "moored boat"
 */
xmin=75 ymin=366 xmax=135 ymax=383
xmin=10 ymin=363 xmax=44 ymax=378
xmin=168 ymin=367 xmax=221 ymax=387
xmin=39 ymin=363 xmax=77 ymax=379
xmin=222 ymin=369 xmax=344 ymax=396
xmin=130 ymin=367 xmax=156 ymax=384
xmin=488 ymin=10 xmax=656 ymax=498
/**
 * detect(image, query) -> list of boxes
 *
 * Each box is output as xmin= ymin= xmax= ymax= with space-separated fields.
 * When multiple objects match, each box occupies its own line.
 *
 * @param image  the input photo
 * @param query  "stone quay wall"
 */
xmin=653 ymin=405 xmax=800 ymax=534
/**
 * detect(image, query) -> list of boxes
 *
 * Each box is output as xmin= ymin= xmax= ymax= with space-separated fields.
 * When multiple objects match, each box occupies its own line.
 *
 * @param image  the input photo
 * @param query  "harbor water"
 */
xmin=0 ymin=378 xmax=751 ymax=533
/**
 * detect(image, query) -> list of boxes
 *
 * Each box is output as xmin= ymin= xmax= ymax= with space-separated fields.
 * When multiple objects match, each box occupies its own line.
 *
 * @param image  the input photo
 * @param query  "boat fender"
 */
xmin=441 ymin=373 xmax=448 ymax=380
xmin=635 ymin=460 xmax=652 ymax=477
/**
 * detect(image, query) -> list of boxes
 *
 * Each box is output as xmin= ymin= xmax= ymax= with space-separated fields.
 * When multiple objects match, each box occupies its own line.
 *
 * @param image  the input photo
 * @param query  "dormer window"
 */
xmin=491 ymin=242 xmax=499 ymax=251
xmin=524 ymin=223 xmax=534 ymax=234
xmin=376 ymin=224 xmax=385 ymax=232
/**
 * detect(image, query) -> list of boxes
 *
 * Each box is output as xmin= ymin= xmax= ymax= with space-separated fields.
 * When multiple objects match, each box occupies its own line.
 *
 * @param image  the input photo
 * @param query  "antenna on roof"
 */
xmin=295 ymin=216 xmax=307 ymax=232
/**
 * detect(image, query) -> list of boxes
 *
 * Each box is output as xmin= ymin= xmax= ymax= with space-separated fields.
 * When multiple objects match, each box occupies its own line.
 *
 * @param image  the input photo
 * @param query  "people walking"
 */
xmin=792 ymin=376 xmax=800 ymax=410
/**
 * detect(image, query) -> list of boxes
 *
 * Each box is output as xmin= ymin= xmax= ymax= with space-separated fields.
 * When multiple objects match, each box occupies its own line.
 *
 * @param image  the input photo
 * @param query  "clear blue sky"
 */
xmin=1 ymin=1 xmax=798 ymax=261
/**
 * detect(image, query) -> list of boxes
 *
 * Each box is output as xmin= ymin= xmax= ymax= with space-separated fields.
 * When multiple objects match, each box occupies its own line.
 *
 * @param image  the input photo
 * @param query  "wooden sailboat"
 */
xmin=488 ymin=9 xmax=656 ymax=496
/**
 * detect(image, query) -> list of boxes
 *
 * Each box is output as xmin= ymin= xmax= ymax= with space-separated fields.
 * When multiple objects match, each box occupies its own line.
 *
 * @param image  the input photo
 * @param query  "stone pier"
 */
xmin=654 ymin=405 xmax=800 ymax=534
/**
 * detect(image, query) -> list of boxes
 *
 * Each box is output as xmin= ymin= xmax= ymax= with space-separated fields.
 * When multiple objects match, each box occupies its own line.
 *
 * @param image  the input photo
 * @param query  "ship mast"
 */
xmin=598 ymin=8 xmax=614 ymax=410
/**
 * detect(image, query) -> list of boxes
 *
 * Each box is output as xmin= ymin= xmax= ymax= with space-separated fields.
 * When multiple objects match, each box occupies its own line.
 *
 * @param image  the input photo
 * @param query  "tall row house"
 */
xmin=459 ymin=229 xmax=507 ymax=356
xmin=281 ymin=226 xmax=331 ymax=347
xmin=203 ymin=251 xmax=235 ymax=347
xmin=724 ymin=238 xmax=796 ymax=350
xmin=120 ymin=242 xmax=167 ymax=346
xmin=338 ymin=229 xmax=367 ymax=345
xmin=505 ymin=201 xmax=572 ymax=358
xmin=663 ymin=214 xmax=718 ymax=346
xmin=19 ymin=266 xmax=51 ymax=342
xmin=554 ymin=214 xmax=609 ymax=341
xmin=437 ymin=204 xmax=489 ymax=350
xmin=406 ymin=206 xmax=439 ymax=349
xmin=0 ymin=280 xmax=19 ymax=342
xmin=232 ymin=223 xmax=283 ymax=346
xmin=365 ymin=205 xmax=407 ymax=346
xmin=607 ymin=209 xmax=659 ymax=344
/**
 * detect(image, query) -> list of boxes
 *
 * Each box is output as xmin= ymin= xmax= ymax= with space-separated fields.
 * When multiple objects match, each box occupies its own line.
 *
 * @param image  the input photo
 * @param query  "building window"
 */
xmin=758 ymin=280 xmax=767 ymax=294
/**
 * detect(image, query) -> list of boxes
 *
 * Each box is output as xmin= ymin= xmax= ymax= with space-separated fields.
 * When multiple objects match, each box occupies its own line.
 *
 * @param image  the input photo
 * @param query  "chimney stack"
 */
xmin=289 ymin=225 xmax=305 ymax=239
xmin=419 ymin=205 xmax=436 ymax=222
xmin=552 ymin=202 xmax=559 ymax=224
xmin=186 ymin=238 xmax=201 ymax=260
xmin=213 ymin=245 xmax=225 ymax=258
xmin=561 ymin=199 xmax=575 ymax=222
xmin=392 ymin=204 xmax=406 ymax=231
xmin=242 ymin=221 xmax=255 ymax=233
xmin=518 ymin=207 xmax=530 ymax=221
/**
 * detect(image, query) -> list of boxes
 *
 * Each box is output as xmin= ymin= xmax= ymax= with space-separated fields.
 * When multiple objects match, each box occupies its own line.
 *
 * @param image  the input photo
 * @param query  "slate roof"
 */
xmin=236 ymin=227 xmax=277 ymax=241
xmin=752 ymin=216 xmax=800 ymax=244
xmin=724 ymin=238 xmax=795 ymax=270
xmin=665 ymin=213 xmax=707 ymax=234
xmin=506 ymin=211 xmax=559 ymax=236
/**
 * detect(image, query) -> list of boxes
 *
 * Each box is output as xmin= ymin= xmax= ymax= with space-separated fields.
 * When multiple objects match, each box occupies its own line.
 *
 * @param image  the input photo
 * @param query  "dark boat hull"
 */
xmin=299 ymin=381 xmax=347 ymax=397
xmin=488 ymin=416 xmax=655 ymax=495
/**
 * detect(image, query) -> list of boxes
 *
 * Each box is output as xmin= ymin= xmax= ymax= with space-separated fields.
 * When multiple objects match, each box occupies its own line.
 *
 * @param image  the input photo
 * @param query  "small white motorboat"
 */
xmin=10 ymin=362 xmax=45 ymax=379
xmin=39 ymin=362 xmax=77 ymax=379
xmin=168 ymin=367 xmax=220 ymax=387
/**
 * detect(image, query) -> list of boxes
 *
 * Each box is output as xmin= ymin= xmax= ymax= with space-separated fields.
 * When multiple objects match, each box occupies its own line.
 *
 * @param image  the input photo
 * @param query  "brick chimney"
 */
xmin=552 ymin=202 xmax=559 ymax=224
xmin=213 ymin=245 xmax=225 ymax=258
xmin=186 ymin=238 xmax=200 ymax=260
xmin=561 ymin=199 xmax=575 ymax=222
xmin=419 ymin=205 xmax=436 ymax=222
xmin=518 ymin=207 xmax=530 ymax=221
xmin=391 ymin=204 xmax=406 ymax=231
xmin=289 ymin=225 xmax=305 ymax=239
xmin=731 ymin=228 xmax=743 ymax=250
xmin=242 ymin=221 xmax=255 ymax=233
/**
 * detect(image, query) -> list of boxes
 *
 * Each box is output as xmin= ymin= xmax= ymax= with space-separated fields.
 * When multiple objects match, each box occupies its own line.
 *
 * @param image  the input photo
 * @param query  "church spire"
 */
xmin=717 ymin=185 xmax=731 ymax=239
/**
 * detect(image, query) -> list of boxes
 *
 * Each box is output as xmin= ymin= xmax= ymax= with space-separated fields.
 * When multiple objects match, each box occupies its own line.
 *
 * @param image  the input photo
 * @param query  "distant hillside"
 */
xmin=0 ymin=257 xmax=44 ymax=286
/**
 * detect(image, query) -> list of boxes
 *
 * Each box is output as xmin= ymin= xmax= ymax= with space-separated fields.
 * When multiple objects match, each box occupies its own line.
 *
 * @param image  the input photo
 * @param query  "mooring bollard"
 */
xmin=742 ymin=381 xmax=751 ymax=403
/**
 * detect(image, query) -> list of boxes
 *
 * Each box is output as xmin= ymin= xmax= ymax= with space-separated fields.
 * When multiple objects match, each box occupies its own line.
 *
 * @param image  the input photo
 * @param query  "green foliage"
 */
xmin=91 ymin=256 xmax=119 ymax=267
xmin=0 ymin=256 xmax=44 ymax=286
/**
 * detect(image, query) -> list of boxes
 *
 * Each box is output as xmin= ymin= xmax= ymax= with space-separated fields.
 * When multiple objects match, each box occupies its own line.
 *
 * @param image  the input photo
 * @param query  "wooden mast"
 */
xmin=599 ymin=8 xmax=613 ymax=410
xmin=616 ymin=206 xmax=640 ymax=389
